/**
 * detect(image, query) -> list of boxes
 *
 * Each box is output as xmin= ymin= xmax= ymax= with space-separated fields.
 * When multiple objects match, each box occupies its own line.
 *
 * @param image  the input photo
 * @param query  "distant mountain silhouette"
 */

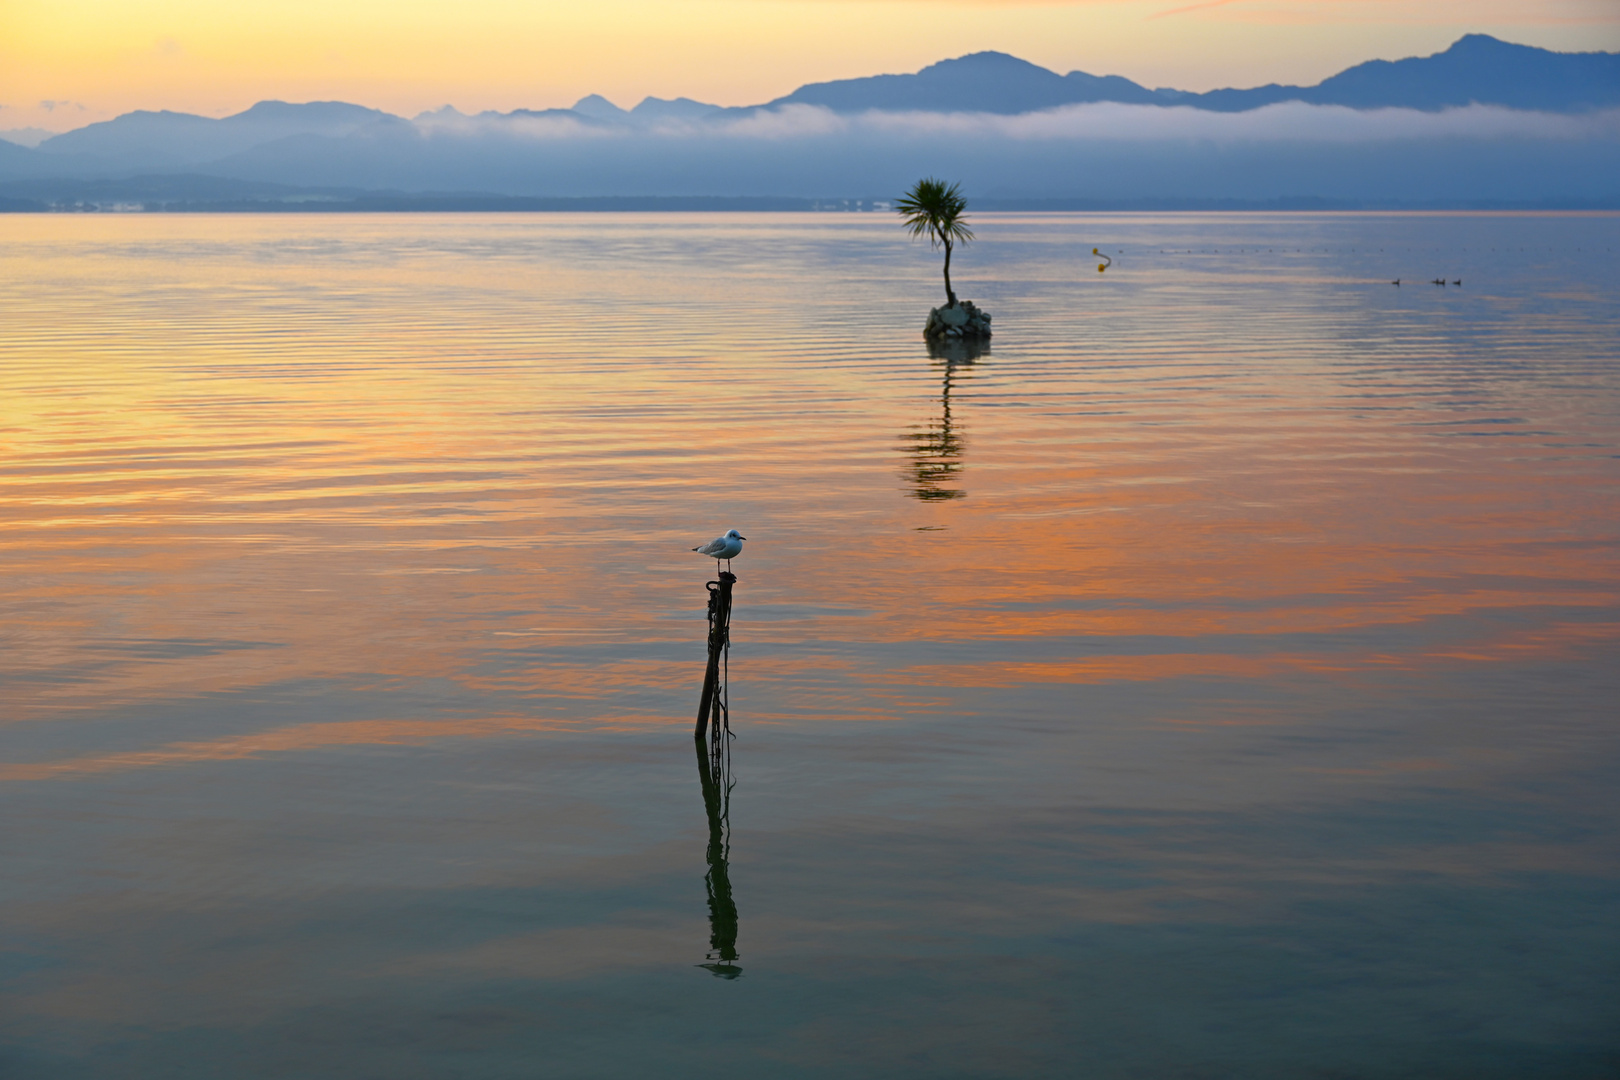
xmin=20 ymin=34 xmax=1617 ymax=178
xmin=770 ymin=51 xmax=1166 ymax=114
xmin=630 ymin=96 xmax=727 ymax=122
xmin=0 ymin=127 xmax=55 ymax=148
xmin=35 ymin=100 xmax=395 ymax=171
xmin=1 ymin=34 xmax=1615 ymax=207
xmin=767 ymin=35 xmax=1618 ymax=115
xmin=570 ymin=94 xmax=629 ymax=121
xmin=1193 ymin=34 xmax=1620 ymax=112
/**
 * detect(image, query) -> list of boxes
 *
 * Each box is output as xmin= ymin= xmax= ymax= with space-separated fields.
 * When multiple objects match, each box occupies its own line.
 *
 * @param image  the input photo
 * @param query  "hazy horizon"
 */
xmin=5 ymin=34 xmax=1617 ymax=209
xmin=4 ymin=0 xmax=1616 ymax=133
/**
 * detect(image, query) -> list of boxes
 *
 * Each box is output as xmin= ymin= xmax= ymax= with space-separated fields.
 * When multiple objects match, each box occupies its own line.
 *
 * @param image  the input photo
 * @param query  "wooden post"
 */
xmin=693 ymin=571 xmax=741 ymax=977
xmin=695 ymin=571 xmax=736 ymax=741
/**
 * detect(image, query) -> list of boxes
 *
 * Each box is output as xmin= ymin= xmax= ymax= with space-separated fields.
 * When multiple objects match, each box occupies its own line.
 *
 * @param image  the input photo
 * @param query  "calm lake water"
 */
xmin=2 ymin=212 xmax=1617 ymax=1078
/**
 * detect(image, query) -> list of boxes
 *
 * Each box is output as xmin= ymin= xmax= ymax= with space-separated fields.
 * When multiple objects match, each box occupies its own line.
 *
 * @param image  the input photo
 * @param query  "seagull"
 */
xmin=693 ymin=529 xmax=746 ymax=572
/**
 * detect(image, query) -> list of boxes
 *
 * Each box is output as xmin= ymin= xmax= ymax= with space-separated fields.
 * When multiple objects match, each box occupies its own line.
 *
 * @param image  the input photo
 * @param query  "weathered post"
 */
xmin=693 ymin=569 xmax=741 ymax=976
xmin=694 ymin=570 xmax=736 ymax=742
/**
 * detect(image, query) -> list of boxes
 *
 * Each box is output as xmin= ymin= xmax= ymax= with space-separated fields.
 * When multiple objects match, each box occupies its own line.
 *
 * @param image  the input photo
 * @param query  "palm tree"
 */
xmin=897 ymin=178 xmax=973 ymax=308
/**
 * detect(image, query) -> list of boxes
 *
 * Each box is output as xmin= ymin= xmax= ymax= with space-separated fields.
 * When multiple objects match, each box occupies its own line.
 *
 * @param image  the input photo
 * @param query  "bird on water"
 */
xmin=693 ymin=529 xmax=746 ymax=572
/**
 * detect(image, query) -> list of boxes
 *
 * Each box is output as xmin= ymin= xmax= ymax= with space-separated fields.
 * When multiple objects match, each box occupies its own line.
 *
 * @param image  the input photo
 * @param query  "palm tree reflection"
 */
xmin=695 ymin=704 xmax=740 ymax=978
xmin=902 ymin=338 xmax=986 ymax=501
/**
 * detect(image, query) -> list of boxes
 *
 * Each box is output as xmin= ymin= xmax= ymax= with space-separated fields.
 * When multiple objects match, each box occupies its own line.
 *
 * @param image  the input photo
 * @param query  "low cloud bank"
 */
xmin=7 ymin=99 xmax=1615 ymax=204
xmin=417 ymin=101 xmax=1620 ymax=145
xmin=216 ymin=101 xmax=1620 ymax=203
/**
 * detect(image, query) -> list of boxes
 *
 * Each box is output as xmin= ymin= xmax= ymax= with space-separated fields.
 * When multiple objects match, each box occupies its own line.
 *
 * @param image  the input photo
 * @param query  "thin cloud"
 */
xmin=1146 ymin=0 xmax=1620 ymax=25
xmin=848 ymin=100 xmax=1620 ymax=141
xmin=719 ymin=103 xmax=851 ymax=139
xmin=417 ymin=110 xmax=615 ymax=139
xmin=1150 ymin=0 xmax=1246 ymax=19
xmin=425 ymin=100 xmax=1620 ymax=145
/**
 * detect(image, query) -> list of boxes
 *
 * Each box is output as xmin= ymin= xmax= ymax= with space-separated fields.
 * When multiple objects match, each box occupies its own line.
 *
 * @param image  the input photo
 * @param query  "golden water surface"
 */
xmin=1 ymin=212 xmax=1616 ymax=1078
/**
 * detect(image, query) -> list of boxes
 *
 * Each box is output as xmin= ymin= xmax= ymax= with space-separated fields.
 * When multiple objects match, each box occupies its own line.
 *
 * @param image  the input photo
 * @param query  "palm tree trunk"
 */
xmin=943 ymin=239 xmax=957 ymax=307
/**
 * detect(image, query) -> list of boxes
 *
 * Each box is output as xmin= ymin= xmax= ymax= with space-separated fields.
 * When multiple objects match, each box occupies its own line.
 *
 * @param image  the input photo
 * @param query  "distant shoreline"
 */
xmin=4 ymin=194 xmax=1618 ymax=214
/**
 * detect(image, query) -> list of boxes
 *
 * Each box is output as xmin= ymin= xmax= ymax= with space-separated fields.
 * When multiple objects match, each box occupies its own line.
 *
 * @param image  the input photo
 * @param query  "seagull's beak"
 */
xmin=738 ymin=535 xmax=747 ymax=540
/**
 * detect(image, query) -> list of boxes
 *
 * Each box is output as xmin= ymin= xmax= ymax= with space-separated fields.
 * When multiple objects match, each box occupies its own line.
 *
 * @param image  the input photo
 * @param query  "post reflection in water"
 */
xmin=901 ymin=338 xmax=986 ymax=502
xmin=694 ymin=732 xmax=740 ymax=978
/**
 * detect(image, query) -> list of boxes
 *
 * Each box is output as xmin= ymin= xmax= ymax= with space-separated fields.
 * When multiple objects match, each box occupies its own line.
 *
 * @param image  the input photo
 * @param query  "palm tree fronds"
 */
xmin=897 ymin=176 xmax=973 ymax=307
xmin=896 ymin=178 xmax=972 ymax=250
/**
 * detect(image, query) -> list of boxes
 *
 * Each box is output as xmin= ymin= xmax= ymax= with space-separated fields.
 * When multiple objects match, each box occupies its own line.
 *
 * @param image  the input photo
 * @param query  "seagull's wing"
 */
xmin=693 ymin=537 xmax=725 ymax=556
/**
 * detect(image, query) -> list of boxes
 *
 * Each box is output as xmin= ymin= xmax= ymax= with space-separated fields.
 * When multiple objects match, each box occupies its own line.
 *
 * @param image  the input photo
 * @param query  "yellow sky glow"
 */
xmin=3 ymin=0 xmax=1616 ymax=131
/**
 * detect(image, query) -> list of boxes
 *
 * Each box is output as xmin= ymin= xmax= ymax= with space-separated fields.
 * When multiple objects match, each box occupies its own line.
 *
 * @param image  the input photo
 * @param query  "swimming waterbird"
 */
xmin=693 ymin=529 xmax=746 ymax=571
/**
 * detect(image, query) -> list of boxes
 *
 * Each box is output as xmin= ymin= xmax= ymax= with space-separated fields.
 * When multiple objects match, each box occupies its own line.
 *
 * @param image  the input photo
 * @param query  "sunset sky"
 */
xmin=3 ymin=0 xmax=1618 ymax=131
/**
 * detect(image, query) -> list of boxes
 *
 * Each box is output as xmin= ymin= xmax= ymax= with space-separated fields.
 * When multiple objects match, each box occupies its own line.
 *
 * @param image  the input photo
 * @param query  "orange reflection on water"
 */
xmin=0 ymin=713 xmax=635 ymax=782
xmin=1 ymin=214 xmax=1616 ymax=778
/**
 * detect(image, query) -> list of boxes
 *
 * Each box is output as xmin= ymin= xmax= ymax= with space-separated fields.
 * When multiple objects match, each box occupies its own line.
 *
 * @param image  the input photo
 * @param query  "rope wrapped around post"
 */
xmin=695 ymin=571 xmax=735 ymax=762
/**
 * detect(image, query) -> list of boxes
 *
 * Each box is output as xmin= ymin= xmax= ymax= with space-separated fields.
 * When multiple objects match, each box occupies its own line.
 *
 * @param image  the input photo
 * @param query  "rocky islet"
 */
xmin=924 ymin=300 xmax=991 ymax=341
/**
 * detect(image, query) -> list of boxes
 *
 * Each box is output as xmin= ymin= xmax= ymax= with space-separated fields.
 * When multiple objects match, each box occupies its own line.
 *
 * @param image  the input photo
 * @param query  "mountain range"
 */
xmin=1 ymin=34 xmax=1616 ymax=209
xmin=772 ymin=35 xmax=1620 ymax=115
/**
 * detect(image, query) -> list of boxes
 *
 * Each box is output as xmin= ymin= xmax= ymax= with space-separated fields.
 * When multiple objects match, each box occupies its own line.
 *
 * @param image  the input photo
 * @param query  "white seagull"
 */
xmin=692 ymin=528 xmax=746 ymax=572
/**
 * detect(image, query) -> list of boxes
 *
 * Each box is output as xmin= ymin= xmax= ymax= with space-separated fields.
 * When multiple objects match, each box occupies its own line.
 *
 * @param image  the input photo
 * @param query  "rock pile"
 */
xmin=924 ymin=300 xmax=991 ymax=341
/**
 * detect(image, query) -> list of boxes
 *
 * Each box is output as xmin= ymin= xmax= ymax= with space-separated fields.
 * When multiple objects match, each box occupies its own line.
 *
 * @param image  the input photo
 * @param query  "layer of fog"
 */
xmin=7 ymin=100 xmax=1615 ymax=202
xmin=417 ymin=101 xmax=1620 ymax=145
xmin=206 ymin=101 xmax=1617 ymax=202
